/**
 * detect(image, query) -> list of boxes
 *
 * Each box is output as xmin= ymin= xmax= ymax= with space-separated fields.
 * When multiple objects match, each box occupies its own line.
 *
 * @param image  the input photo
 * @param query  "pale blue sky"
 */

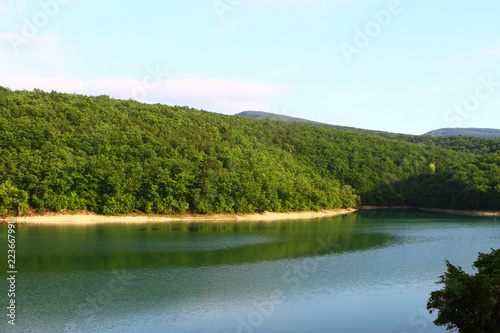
xmin=1 ymin=0 xmax=499 ymax=134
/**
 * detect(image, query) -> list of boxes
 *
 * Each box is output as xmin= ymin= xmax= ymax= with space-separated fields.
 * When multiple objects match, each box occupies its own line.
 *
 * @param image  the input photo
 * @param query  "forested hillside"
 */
xmin=0 ymin=87 xmax=499 ymax=215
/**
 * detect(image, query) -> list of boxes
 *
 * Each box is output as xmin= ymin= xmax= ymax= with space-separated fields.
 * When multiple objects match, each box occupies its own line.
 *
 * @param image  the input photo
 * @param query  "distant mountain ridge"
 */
xmin=237 ymin=111 xmax=500 ymax=139
xmin=236 ymin=111 xmax=328 ymax=126
xmin=425 ymin=128 xmax=500 ymax=138
xmin=236 ymin=111 xmax=392 ymax=136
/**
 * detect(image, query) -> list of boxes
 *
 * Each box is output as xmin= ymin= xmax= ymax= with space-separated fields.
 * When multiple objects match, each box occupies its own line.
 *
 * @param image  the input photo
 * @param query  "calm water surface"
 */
xmin=1 ymin=210 xmax=499 ymax=333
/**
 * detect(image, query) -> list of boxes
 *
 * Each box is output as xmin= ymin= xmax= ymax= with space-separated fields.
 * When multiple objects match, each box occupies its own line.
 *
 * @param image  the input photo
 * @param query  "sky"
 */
xmin=0 ymin=0 xmax=499 ymax=135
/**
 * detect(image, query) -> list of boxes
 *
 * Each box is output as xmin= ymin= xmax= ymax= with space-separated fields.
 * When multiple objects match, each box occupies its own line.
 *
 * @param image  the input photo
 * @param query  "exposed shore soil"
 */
xmin=0 ymin=208 xmax=358 ymax=224
xmin=2 ymin=206 xmax=499 ymax=225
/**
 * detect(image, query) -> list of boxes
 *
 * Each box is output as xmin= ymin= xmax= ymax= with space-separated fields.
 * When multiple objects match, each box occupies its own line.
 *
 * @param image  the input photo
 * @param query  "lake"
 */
xmin=1 ymin=210 xmax=499 ymax=333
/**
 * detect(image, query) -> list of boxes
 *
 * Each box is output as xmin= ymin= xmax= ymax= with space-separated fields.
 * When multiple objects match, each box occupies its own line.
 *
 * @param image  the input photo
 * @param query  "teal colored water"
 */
xmin=1 ymin=210 xmax=499 ymax=332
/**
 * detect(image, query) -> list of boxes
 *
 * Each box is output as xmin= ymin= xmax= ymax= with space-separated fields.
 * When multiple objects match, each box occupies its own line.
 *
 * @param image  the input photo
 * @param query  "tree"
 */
xmin=427 ymin=249 xmax=500 ymax=332
xmin=0 ymin=180 xmax=29 ymax=215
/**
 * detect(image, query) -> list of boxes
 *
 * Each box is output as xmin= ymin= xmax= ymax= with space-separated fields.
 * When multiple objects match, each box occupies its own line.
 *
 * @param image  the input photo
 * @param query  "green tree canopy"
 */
xmin=0 ymin=87 xmax=499 ymax=215
xmin=427 ymin=249 xmax=500 ymax=332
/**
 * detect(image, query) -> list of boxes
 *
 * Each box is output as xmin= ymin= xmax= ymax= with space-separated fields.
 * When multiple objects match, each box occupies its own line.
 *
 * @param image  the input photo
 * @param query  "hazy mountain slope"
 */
xmin=425 ymin=128 xmax=500 ymax=138
xmin=236 ymin=111 xmax=327 ymax=125
xmin=236 ymin=111 xmax=396 ymax=137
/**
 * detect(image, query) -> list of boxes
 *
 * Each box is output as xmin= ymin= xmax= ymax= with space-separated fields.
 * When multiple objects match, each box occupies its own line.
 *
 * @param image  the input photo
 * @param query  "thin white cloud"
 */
xmin=413 ymin=77 xmax=469 ymax=97
xmin=414 ymin=84 xmax=446 ymax=96
xmin=243 ymin=0 xmax=353 ymax=13
xmin=477 ymin=49 xmax=500 ymax=57
xmin=0 ymin=31 xmax=290 ymax=114
xmin=330 ymin=90 xmax=370 ymax=104
xmin=246 ymin=0 xmax=346 ymax=6
xmin=0 ymin=75 xmax=290 ymax=114
xmin=0 ymin=2 xmax=7 ymax=14
xmin=246 ymin=0 xmax=317 ymax=4
xmin=17 ymin=0 xmax=27 ymax=14
xmin=0 ymin=33 xmax=71 ymax=78
xmin=456 ymin=48 xmax=500 ymax=66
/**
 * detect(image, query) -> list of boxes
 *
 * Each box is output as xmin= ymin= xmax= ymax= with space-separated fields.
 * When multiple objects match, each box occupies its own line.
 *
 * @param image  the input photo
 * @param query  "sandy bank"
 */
xmin=1 ymin=208 xmax=357 ymax=224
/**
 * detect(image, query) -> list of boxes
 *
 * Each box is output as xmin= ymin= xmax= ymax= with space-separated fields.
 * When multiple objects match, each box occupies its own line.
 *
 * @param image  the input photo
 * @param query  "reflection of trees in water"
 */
xmin=15 ymin=213 xmax=398 ymax=272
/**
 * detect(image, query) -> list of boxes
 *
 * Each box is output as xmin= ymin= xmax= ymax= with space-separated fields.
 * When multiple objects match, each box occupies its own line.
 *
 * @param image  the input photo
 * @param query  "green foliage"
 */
xmin=0 ymin=180 xmax=28 ymax=215
xmin=0 ymin=87 xmax=499 ymax=215
xmin=427 ymin=249 xmax=500 ymax=332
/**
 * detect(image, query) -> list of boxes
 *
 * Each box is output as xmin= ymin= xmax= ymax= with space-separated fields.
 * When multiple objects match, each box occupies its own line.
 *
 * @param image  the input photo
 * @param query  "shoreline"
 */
xmin=2 ymin=206 xmax=499 ymax=225
xmin=358 ymin=205 xmax=500 ymax=217
xmin=418 ymin=207 xmax=500 ymax=217
xmin=357 ymin=205 xmax=418 ymax=210
xmin=0 ymin=208 xmax=358 ymax=224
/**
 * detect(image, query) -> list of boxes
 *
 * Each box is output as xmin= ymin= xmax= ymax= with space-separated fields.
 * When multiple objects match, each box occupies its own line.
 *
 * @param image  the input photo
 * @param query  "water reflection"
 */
xmin=14 ymin=214 xmax=398 ymax=272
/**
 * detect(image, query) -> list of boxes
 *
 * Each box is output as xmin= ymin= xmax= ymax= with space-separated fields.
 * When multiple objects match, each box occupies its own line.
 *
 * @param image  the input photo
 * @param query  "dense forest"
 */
xmin=0 ymin=87 xmax=499 ymax=215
